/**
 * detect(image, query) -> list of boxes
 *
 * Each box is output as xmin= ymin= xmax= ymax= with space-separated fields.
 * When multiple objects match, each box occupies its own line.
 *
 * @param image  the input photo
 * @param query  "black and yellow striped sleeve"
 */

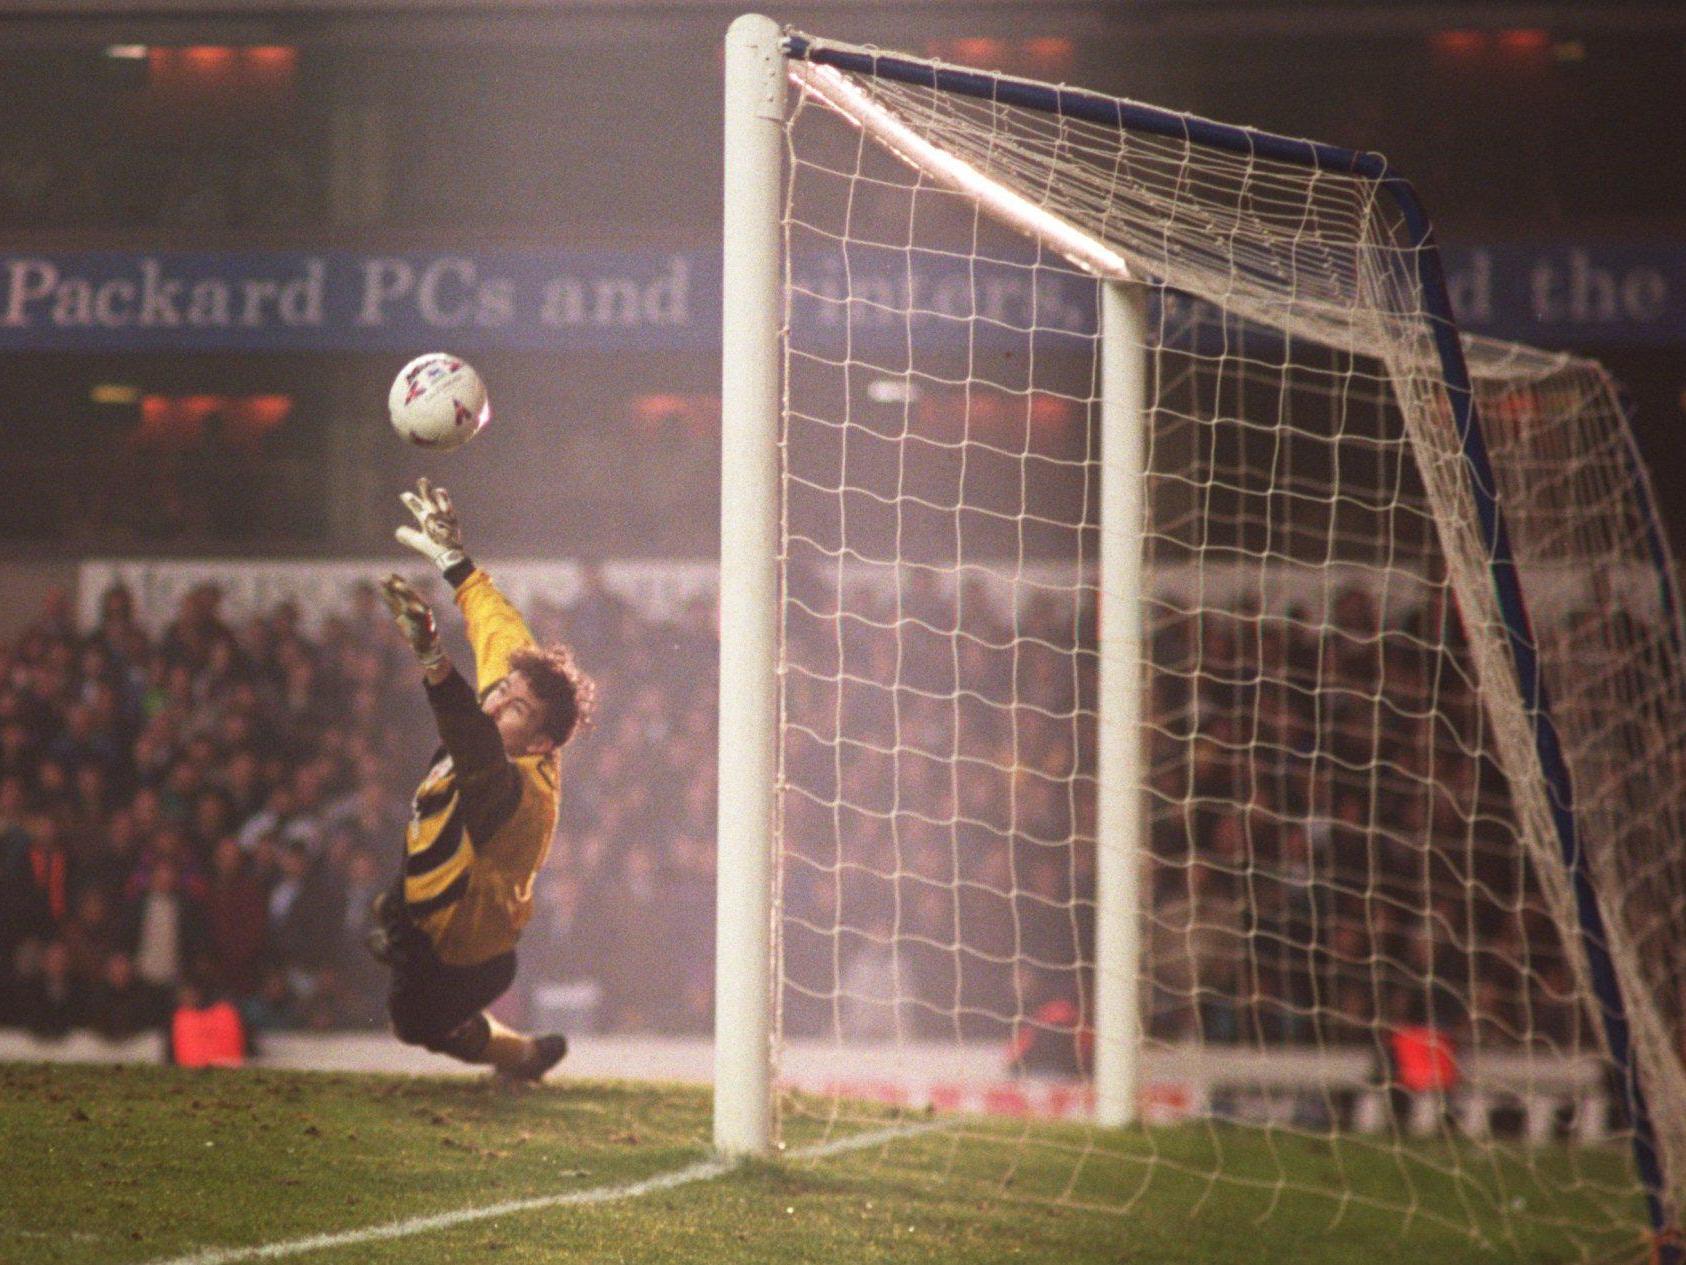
xmin=424 ymin=666 xmax=523 ymax=838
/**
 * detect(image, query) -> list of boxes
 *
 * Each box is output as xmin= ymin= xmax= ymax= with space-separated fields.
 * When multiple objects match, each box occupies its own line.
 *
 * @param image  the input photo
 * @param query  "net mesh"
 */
xmin=769 ymin=38 xmax=1686 ymax=1257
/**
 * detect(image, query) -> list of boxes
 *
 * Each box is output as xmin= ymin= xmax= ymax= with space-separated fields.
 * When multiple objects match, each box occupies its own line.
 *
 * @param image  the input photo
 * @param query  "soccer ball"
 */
xmin=388 ymin=353 xmax=490 ymax=451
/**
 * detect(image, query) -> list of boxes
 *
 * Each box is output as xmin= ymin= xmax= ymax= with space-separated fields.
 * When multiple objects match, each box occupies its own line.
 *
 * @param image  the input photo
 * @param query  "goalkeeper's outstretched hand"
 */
xmin=380 ymin=573 xmax=447 ymax=671
xmin=396 ymin=477 xmax=466 ymax=572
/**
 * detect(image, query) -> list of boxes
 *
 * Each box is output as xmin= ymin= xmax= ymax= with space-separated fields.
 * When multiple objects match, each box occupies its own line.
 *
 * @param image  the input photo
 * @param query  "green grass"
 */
xmin=0 ymin=1061 xmax=1655 ymax=1264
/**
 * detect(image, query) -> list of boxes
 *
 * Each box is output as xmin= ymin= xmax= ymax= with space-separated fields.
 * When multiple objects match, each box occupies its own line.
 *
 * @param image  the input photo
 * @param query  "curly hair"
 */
xmin=507 ymin=643 xmax=596 ymax=748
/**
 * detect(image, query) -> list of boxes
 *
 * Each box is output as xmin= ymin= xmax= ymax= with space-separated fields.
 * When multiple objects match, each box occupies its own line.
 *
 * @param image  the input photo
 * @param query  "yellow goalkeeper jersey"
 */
xmin=403 ymin=568 xmax=561 ymax=967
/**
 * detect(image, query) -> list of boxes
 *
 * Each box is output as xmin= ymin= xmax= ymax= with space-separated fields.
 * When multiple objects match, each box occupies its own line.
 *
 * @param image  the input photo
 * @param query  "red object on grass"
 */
xmin=1390 ymin=1025 xmax=1458 ymax=1093
xmin=172 ymin=1000 xmax=246 ymax=1068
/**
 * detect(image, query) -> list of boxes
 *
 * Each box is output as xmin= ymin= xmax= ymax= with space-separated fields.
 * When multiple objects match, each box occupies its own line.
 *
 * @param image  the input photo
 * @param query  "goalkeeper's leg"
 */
xmin=425 ymin=1012 xmax=568 ymax=1082
xmin=481 ymin=1014 xmax=568 ymax=1082
xmin=388 ymin=944 xmax=567 ymax=1080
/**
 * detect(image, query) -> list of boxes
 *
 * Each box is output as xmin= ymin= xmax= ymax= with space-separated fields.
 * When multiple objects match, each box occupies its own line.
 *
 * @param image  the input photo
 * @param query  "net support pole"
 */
xmin=1094 ymin=279 xmax=1148 ymax=1128
xmin=715 ymin=10 xmax=784 ymax=1160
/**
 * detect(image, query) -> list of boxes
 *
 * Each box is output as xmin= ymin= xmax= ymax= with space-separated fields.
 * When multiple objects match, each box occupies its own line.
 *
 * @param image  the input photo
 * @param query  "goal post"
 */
xmin=716 ymin=15 xmax=1686 ymax=1258
xmin=714 ymin=10 xmax=784 ymax=1158
xmin=1094 ymin=279 xmax=1149 ymax=1128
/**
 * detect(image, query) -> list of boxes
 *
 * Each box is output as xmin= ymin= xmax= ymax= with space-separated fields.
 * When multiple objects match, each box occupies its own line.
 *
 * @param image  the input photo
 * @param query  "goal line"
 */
xmin=141 ymin=1120 xmax=945 ymax=1265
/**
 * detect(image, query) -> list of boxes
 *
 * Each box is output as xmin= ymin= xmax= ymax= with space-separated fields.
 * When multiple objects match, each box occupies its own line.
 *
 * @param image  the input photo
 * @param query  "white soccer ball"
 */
xmin=388 ymin=353 xmax=490 ymax=451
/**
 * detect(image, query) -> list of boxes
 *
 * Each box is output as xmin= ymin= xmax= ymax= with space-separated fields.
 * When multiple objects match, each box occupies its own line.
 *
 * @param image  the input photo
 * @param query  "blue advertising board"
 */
xmin=0 ymin=250 xmax=701 ymax=353
xmin=0 ymin=243 xmax=1681 ymax=353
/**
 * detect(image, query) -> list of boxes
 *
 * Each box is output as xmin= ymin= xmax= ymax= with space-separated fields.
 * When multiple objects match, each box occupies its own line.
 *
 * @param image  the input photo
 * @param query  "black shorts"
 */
xmin=385 ymin=921 xmax=517 ymax=1049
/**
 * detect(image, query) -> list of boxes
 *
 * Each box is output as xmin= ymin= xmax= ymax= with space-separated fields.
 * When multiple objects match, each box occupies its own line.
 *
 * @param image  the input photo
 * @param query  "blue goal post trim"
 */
xmin=782 ymin=27 xmax=1680 ymax=1252
xmin=782 ymin=31 xmax=1393 ymax=181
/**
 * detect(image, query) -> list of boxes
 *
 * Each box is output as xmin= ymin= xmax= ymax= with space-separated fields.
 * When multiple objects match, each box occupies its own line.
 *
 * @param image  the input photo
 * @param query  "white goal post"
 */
xmin=716 ymin=11 xmax=1152 ymax=1151
xmin=716 ymin=12 xmax=1686 ymax=1257
xmin=713 ymin=10 xmax=785 ymax=1158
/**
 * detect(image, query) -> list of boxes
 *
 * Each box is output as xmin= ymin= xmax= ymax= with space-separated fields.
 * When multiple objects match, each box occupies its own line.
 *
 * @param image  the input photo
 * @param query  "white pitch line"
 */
xmin=140 ymin=1120 xmax=943 ymax=1265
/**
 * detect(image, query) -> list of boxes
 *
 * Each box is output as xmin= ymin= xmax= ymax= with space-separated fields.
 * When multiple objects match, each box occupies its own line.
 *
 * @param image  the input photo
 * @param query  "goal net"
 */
xmin=719 ymin=19 xmax=1686 ymax=1259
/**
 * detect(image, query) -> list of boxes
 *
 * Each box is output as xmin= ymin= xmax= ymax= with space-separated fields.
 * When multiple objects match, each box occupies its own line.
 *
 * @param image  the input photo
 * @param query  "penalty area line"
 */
xmin=141 ymin=1119 xmax=944 ymax=1265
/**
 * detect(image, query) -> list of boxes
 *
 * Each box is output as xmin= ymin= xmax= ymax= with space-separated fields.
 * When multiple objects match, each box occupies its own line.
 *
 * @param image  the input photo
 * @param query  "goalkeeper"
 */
xmin=371 ymin=478 xmax=593 ymax=1081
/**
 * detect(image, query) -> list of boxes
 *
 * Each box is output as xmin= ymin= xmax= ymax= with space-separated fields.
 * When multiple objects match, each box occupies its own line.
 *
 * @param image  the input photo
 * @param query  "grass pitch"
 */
xmin=0 ymin=1061 xmax=1652 ymax=1264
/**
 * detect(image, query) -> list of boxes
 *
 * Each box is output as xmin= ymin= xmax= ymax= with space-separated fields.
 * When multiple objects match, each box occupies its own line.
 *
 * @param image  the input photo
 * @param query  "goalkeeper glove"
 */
xmin=395 ymin=477 xmax=466 ymax=572
xmin=380 ymin=574 xmax=447 ymax=671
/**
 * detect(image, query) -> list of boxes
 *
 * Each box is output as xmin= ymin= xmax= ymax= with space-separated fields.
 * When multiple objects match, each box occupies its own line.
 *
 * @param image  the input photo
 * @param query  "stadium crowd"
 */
xmin=0 ymin=566 xmax=1589 ymax=1069
xmin=771 ymin=563 xmax=1589 ymax=1067
xmin=0 ymin=568 xmax=725 ymax=1045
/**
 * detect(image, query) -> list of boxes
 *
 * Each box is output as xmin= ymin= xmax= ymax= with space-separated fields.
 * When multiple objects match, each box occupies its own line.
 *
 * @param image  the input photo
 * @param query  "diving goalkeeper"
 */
xmin=371 ymin=478 xmax=594 ymax=1081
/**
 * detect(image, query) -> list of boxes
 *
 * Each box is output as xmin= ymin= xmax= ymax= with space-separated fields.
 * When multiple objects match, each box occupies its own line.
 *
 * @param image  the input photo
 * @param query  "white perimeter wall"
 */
xmin=0 ymin=1030 xmax=1614 ymax=1143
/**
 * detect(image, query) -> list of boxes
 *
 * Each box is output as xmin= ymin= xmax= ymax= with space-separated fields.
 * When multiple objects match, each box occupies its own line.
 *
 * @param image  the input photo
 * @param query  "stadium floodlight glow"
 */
xmin=718 ymin=13 xmax=1686 ymax=1260
xmin=89 ymin=383 xmax=141 ymax=405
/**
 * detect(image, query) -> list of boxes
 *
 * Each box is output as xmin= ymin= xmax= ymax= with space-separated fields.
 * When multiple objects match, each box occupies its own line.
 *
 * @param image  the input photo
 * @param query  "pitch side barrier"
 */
xmin=0 ymin=1027 xmax=1614 ymax=1143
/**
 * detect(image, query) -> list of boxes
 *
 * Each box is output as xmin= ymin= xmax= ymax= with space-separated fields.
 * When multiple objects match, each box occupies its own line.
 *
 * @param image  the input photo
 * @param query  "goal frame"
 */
xmin=713 ymin=16 xmax=1678 ymax=1255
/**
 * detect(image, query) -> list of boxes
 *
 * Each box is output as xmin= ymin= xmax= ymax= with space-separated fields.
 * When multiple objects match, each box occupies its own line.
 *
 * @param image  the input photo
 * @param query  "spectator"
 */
xmin=25 ymin=585 xmax=77 ymax=645
xmin=237 ymin=782 xmax=295 ymax=853
xmin=160 ymin=583 xmax=235 ymax=675
xmin=0 ymin=774 xmax=31 ymax=867
xmin=88 ymin=582 xmax=144 ymax=662
xmin=323 ymin=779 xmax=403 ymax=854
xmin=266 ymin=839 xmax=346 ymax=991
xmin=7 ymin=814 xmax=72 ymax=947
xmin=61 ymin=886 xmax=120 ymax=992
xmin=122 ymin=857 xmax=207 ymax=1022
xmin=15 ymin=939 xmax=77 ymax=1037
xmin=86 ymin=951 xmax=155 ymax=1041
xmin=62 ymin=762 xmax=114 ymax=867
xmin=333 ymin=846 xmax=390 ymax=1026
xmin=204 ymin=837 xmax=268 ymax=996
xmin=81 ymin=805 xmax=143 ymax=900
